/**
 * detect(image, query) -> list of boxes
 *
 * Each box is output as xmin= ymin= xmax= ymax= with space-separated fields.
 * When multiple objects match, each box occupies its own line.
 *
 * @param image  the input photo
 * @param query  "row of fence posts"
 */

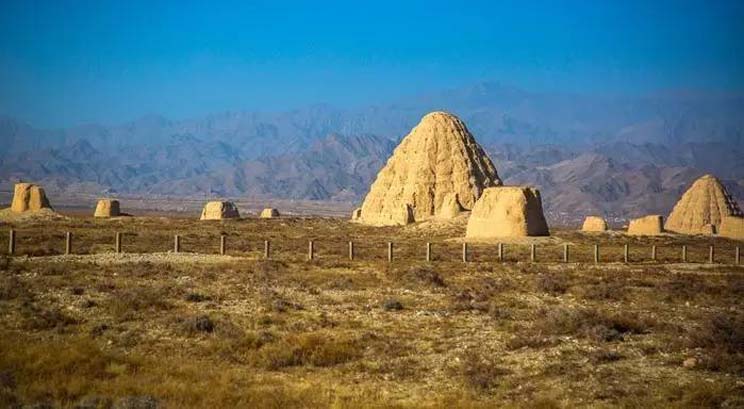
xmin=3 ymin=229 xmax=742 ymax=265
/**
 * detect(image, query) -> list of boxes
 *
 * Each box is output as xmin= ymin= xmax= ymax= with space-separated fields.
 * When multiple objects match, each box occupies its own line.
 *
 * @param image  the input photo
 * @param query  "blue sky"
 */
xmin=1 ymin=0 xmax=743 ymax=127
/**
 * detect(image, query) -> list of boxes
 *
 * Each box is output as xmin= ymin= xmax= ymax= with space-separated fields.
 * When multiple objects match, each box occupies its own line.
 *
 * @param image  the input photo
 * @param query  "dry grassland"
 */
xmin=0 ymin=216 xmax=742 ymax=408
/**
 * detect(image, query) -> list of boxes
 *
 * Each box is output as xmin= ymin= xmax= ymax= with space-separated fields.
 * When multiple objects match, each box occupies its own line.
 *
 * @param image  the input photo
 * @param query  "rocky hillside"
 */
xmin=505 ymin=153 xmax=707 ymax=225
xmin=1 ymin=82 xmax=743 ymax=222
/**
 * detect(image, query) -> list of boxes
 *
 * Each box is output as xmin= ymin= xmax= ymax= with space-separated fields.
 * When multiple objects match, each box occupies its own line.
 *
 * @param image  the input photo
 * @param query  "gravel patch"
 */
xmin=17 ymin=252 xmax=252 ymax=265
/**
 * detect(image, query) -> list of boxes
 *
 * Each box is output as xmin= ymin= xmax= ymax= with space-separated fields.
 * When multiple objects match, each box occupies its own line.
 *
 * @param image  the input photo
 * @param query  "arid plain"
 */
xmin=1 ymin=213 xmax=743 ymax=408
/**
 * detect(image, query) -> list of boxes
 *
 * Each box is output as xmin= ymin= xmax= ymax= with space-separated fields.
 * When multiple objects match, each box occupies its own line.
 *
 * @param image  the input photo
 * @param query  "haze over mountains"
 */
xmin=1 ymin=82 xmax=743 ymax=223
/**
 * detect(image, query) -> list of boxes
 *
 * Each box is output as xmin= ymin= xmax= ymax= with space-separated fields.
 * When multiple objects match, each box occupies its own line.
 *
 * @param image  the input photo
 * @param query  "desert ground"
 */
xmin=0 ymin=190 xmax=354 ymax=219
xmin=1 ymin=214 xmax=743 ymax=408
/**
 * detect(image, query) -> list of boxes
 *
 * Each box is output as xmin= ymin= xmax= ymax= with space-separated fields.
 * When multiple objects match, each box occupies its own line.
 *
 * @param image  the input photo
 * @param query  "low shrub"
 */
xmin=0 ymin=255 xmax=10 ymax=271
xmin=0 ymin=276 xmax=33 ymax=301
xmin=577 ymin=280 xmax=626 ymax=301
xmin=21 ymin=304 xmax=78 ymax=331
xmin=271 ymin=298 xmax=303 ymax=313
xmin=391 ymin=266 xmax=446 ymax=288
xmin=108 ymin=286 xmax=173 ymax=321
xmin=253 ymin=260 xmax=287 ymax=278
xmin=689 ymin=312 xmax=744 ymax=353
xmin=589 ymin=349 xmax=624 ymax=364
xmin=458 ymin=350 xmax=510 ymax=391
xmin=508 ymin=307 xmax=653 ymax=349
xmin=382 ymin=298 xmax=403 ymax=311
xmin=688 ymin=312 xmax=744 ymax=375
xmin=184 ymin=292 xmax=210 ymax=303
xmin=547 ymin=307 xmax=649 ymax=340
xmin=659 ymin=274 xmax=711 ymax=301
xmin=177 ymin=315 xmax=215 ymax=336
xmin=536 ymin=273 xmax=569 ymax=295
xmin=254 ymin=332 xmax=361 ymax=369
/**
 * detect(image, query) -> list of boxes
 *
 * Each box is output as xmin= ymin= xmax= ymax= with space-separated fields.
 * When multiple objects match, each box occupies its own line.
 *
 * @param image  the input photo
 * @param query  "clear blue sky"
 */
xmin=1 ymin=0 xmax=742 ymax=127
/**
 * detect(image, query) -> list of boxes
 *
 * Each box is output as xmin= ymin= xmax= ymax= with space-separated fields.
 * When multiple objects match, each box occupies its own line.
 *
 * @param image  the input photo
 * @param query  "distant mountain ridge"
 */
xmin=1 ymin=82 xmax=743 ymax=222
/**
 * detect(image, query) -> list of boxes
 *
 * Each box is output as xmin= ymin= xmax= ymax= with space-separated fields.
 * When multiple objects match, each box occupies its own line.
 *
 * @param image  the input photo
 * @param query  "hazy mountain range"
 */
xmin=1 ymin=82 xmax=743 ymax=223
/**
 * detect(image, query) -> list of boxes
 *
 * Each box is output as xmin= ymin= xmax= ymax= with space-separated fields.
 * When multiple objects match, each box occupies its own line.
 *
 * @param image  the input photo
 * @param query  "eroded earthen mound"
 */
xmin=359 ymin=111 xmax=501 ymax=226
xmin=11 ymin=183 xmax=53 ymax=213
xmin=351 ymin=208 xmax=362 ymax=221
xmin=665 ymin=174 xmax=742 ymax=235
xmin=627 ymin=215 xmax=664 ymax=235
xmin=94 ymin=199 xmax=121 ymax=218
xmin=260 ymin=208 xmax=280 ymax=218
xmin=465 ymin=186 xmax=549 ymax=238
xmin=719 ymin=216 xmax=744 ymax=240
xmin=437 ymin=193 xmax=464 ymax=220
xmin=582 ymin=216 xmax=609 ymax=232
xmin=200 ymin=201 xmax=240 ymax=220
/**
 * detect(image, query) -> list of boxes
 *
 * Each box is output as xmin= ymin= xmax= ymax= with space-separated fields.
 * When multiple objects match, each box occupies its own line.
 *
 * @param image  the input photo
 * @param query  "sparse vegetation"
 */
xmin=577 ymin=279 xmax=626 ymax=301
xmin=0 ymin=217 xmax=743 ymax=407
xmin=180 ymin=315 xmax=215 ymax=335
xmin=184 ymin=292 xmax=210 ymax=303
xmin=390 ymin=265 xmax=447 ymax=288
xmin=108 ymin=285 xmax=173 ymax=321
xmin=536 ymin=272 xmax=569 ymax=295
xmin=382 ymin=298 xmax=403 ymax=311
xmin=458 ymin=350 xmax=510 ymax=391
xmin=254 ymin=332 xmax=361 ymax=370
xmin=687 ymin=311 xmax=744 ymax=375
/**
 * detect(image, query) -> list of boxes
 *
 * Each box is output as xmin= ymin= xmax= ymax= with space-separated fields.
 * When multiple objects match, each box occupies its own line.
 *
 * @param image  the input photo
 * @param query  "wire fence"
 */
xmin=2 ymin=229 xmax=741 ymax=265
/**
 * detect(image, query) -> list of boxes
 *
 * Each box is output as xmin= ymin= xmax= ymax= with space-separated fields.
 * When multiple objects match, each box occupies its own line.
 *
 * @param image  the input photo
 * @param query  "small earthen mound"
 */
xmin=437 ymin=193 xmax=463 ymax=220
xmin=582 ymin=216 xmax=609 ymax=232
xmin=394 ymin=204 xmax=415 ymax=225
xmin=465 ymin=186 xmax=549 ymax=238
xmin=359 ymin=111 xmax=501 ymax=226
xmin=200 ymin=201 xmax=240 ymax=220
xmin=11 ymin=182 xmax=53 ymax=213
xmin=665 ymin=174 xmax=742 ymax=235
xmin=94 ymin=199 xmax=121 ymax=218
xmin=351 ymin=208 xmax=362 ymax=221
xmin=719 ymin=216 xmax=744 ymax=240
xmin=260 ymin=208 xmax=280 ymax=218
xmin=627 ymin=215 xmax=664 ymax=236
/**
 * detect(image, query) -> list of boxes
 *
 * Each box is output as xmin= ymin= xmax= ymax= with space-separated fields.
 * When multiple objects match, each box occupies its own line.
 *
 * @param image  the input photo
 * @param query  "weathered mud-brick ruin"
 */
xmin=94 ymin=199 xmax=121 ymax=218
xmin=719 ymin=216 xmax=744 ymax=240
xmin=200 ymin=201 xmax=240 ymax=220
xmin=11 ymin=182 xmax=53 ymax=213
xmin=260 ymin=208 xmax=280 ymax=218
xmin=627 ymin=215 xmax=664 ymax=235
xmin=465 ymin=186 xmax=550 ymax=238
xmin=582 ymin=216 xmax=609 ymax=232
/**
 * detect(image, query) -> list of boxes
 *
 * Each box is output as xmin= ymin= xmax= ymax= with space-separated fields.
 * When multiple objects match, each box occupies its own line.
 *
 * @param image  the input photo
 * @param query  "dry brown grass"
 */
xmin=1 ymin=216 xmax=743 ymax=408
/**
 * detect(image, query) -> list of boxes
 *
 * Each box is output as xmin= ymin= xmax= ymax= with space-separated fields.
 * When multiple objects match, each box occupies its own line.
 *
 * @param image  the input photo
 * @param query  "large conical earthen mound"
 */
xmin=358 ymin=111 xmax=502 ymax=226
xmin=665 ymin=174 xmax=742 ymax=235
